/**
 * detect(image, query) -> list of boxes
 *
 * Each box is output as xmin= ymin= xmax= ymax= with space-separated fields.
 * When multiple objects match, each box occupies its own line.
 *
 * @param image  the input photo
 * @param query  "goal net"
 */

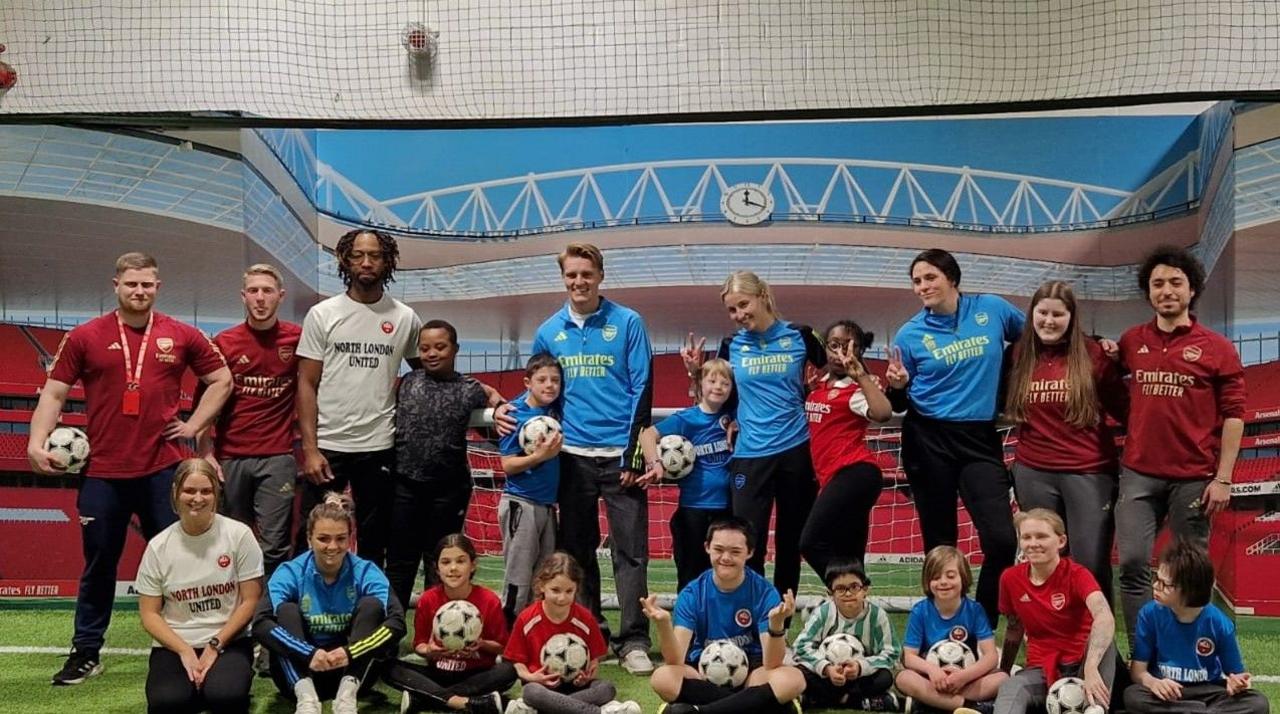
xmin=463 ymin=422 xmax=1017 ymax=610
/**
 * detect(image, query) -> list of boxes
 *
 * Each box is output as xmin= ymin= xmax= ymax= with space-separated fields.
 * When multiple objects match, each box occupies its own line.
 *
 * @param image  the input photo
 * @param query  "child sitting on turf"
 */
xmin=638 ymin=357 xmax=735 ymax=590
xmin=499 ymin=353 xmax=564 ymax=625
xmin=503 ymin=552 xmax=641 ymax=714
xmin=641 ymin=516 xmax=807 ymax=714
xmin=383 ymin=533 xmax=515 ymax=714
xmin=1124 ymin=539 xmax=1269 ymax=714
xmin=895 ymin=545 xmax=1007 ymax=714
xmin=792 ymin=558 xmax=900 ymax=711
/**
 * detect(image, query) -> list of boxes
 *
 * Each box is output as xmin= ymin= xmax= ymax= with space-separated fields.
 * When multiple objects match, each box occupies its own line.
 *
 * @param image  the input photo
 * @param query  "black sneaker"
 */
xmin=467 ymin=692 xmax=503 ymax=714
xmin=51 ymin=649 xmax=102 ymax=686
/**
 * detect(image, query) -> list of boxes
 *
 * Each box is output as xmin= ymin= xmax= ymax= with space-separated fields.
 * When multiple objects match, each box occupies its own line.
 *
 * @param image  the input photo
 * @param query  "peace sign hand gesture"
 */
xmin=884 ymin=345 xmax=909 ymax=390
xmin=680 ymin=332 xmax=707 ymax=377
xmin=836 ymin=342 xmax=867 ymax=380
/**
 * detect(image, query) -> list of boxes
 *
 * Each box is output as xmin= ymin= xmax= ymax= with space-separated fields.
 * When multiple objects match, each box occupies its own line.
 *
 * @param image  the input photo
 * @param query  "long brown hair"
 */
xmin=1004 ymin=281 xmax=1099 ymax=428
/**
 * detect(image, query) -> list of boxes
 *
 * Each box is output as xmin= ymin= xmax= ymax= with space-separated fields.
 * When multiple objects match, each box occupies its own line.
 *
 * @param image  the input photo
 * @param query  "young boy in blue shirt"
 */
xmin=639 ymin=357 xmax=735 ymax=590
xmin=498 ymin=353 xmax=564 ymax=625
xmin=641 ymin=516 xmax=806 ymax=714
xmin=1125 ymin=540 xmax=1268 ymax=714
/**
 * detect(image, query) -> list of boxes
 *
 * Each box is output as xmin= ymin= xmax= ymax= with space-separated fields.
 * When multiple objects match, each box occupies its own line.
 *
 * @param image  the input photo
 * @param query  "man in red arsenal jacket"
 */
xmin=1115 ymin=245 xmax=1245 ymax=647
xmin=27 ymin=252 xmax=233 ymax=686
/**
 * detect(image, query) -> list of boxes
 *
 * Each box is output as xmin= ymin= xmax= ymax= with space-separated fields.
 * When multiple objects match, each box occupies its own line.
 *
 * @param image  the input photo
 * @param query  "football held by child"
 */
xmin=895 ymin=546 xmax=1007 ymax=713
xmin=499 ymin=354 xmax=565 ymax=624
xmin=503 ymin=553 xmax=642 ymax=714
xmin=792 ymin=559 xmax=900 ymax=711
xmin=643 ymin=517 xmax=806 ymax=714
xmin=638 ymin=357 xmax=735 ymax=590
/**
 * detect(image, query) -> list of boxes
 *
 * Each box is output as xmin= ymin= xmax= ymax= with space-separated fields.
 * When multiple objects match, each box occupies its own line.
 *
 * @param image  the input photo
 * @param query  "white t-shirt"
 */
xmin=135 ymin=515 xmax=264 ymax=647
xmin=297 ymin=292 xmax=422 ymax=452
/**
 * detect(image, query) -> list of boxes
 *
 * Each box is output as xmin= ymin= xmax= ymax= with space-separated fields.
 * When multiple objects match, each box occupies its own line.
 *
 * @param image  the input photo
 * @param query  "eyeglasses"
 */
xmin=831 ymin=584 xmax=867 ymax=596
xmin=1152 ymin=575 xmax=1175 ymax=591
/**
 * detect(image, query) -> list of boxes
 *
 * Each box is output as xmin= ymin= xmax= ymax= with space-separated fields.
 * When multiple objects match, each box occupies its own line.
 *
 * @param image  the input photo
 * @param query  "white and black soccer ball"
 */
xmin=820 ymin=632 xmax=864 ymax=666
xmin=1046 ymin=676 xmax=1097 ymax=714
xmin=698 ymin=639 xmax=749 ymax=688
xmin=540 ymin=632 xmax=590 ymax=680
xmin=519 ymin=415 xmax=561 ymax=455
xmin=925 ymin=639 xmax=975 ymax=670
xmin=657 ymin=434 xmax=696 ymax=480
xmin=432 ymin=599 xmax=482 ymax=652
xmin=45 ymin=426 xmax=90 ymax=474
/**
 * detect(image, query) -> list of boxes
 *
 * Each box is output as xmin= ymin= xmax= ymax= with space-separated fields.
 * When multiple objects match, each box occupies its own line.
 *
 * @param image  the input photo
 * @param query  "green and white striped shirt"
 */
xmin=794 ymin=599 xmax=901 ymax=676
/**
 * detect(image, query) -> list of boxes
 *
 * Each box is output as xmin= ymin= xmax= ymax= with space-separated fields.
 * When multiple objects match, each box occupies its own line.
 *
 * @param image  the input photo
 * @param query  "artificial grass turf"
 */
xmin=2 ymin=606 xmax=1276 ymax=713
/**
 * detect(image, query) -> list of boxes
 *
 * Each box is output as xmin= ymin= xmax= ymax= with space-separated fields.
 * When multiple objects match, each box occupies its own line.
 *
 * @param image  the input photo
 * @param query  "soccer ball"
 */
xmin=45 ymin=426 xmax=90 ymax=473
xmin=658 ymin=434 xmax=696 ymax=479
xmin=925 ymin=639 xmax=975 ymax=670
xmin=540 ymin=633 xmax=590 ymax=680
xmin=1046 ymin=677 xmax=1097 ymax=714
xmin=820 ymin=632 xmax=864 ymax=666
xmin=519 ymin=415 xmax=561 ymax=455
xmin=431 ymin=600 xmax=482 ymax=652
xmin=698 ymin=639 xmax=749 ymax=688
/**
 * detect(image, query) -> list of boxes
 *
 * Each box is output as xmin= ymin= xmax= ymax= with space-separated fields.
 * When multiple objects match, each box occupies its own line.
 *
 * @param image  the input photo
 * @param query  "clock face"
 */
xmin=720 ymin=183 xmax=774 ymax=226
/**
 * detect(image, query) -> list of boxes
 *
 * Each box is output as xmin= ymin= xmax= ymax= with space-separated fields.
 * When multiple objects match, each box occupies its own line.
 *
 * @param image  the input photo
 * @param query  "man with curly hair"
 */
xmin=294 ymin=229 xmax=422 ymax=569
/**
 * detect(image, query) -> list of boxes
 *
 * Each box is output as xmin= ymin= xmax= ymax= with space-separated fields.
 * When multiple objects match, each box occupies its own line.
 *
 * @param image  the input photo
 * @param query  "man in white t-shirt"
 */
xmin=295 ymin=229 xmax=422 ymax=569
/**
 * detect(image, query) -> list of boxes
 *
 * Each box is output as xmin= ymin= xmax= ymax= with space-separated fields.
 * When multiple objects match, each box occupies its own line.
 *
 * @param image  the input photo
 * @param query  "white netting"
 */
xmin=0 ymin=1 xmax=1278 ymax=121
xmin=463 ymin=424 xmax=1017 ymax=607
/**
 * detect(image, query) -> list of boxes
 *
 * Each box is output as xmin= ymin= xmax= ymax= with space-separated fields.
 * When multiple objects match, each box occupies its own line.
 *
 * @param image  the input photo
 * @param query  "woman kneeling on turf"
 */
xmin=384 ymin=533 xmax=515 ymax=714
xmin=995 ymin=508 xmax=1117 ymax=714
xmin=253 ymin=493 xmax=405 ymax=714
xmin=642 ymin=516 xmax=806 ymax=714
xmin=138 ymin=458 xmax=264 ymax=714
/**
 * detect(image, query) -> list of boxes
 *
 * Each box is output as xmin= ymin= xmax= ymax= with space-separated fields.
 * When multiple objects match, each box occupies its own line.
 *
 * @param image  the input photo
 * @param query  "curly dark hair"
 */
xmin=335 ymin=228 xmax=399 ymax=290
xmin=1138 ymin=244 xmax=1204 ymax=309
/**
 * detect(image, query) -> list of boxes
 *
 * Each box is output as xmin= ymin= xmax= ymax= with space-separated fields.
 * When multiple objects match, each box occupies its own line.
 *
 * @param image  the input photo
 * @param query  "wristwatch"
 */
xmin=207 ymin=636 xmax=225 ymax=654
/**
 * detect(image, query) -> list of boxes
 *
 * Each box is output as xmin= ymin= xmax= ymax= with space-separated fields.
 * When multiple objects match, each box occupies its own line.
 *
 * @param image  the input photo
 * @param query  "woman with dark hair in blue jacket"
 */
xmin=886 ymin=248 xmax=1024 ymax=629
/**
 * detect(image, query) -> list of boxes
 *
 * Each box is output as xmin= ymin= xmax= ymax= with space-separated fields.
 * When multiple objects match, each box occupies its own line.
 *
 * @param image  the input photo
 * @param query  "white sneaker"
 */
xmin=293 ymin=678 xmax=322 ymax=714
xmin=620 ymin=649 xmax=654 ymax=675
xmin=601 ymin=701 xmax=643 ymax=714
xmin=333 ymin=674 xmax=360 ymax=714
xmin=504 ymin=699 xmax=537 ymax=714
xmin=400 ymin=690 xmax=414 ymax=714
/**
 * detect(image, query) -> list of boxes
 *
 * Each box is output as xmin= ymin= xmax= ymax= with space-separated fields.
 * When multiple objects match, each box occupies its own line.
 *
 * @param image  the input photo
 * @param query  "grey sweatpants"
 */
xmin=1012 ymin=463 xmax=1117 ymax=603
xmin=220 ymin=454 xmax=296 ymax=577
xmin=993 ymin=647 xmax=1117 ymax=714
xmin=521 ymin=678 xmax=617 ymax=714
xmin=1123 ymin=682 xmax=1270 ymax=714
xmin=1114 ymin=468 xmax=1210 ymax=643
xmin=499 ymin=493 xmax=557 ymax=623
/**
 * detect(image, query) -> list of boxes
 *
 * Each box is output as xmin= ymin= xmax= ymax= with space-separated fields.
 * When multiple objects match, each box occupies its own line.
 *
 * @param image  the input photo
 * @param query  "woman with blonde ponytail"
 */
xmin=682 ymin=271 xmax=827 ymax=599
xmin=253 ymin=493 xmax=405 ymax=714
xmin=1004 ymin=281 xmax=1127 ymax=602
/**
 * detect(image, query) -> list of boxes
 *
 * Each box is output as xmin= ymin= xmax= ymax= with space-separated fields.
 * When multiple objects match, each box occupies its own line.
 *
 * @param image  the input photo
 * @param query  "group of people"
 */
xmin=20 ymin=231 xmax=1266 ymax=713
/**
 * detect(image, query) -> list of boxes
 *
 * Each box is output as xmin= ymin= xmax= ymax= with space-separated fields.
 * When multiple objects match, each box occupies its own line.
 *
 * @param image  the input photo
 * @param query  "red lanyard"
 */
xmin=117 ymin=310 xmax=153 ymax=390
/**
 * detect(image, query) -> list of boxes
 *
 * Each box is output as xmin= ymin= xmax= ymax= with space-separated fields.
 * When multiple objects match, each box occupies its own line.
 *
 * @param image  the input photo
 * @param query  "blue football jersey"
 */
xmin=673 ymin=568 xmax=781 ymax=664
xmin=654 ymin=405 xmax=732 ymax=509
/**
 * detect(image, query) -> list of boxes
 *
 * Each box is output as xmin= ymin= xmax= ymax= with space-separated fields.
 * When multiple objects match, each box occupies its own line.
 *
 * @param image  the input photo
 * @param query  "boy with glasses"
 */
xmin=793 ymin=559 xmax=900 ymax=711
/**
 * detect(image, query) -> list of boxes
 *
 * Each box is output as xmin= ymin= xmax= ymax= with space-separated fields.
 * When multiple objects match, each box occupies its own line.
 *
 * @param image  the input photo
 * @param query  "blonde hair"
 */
xmin=720 ymin=271 xmax=780 ymax=319
xmin=1014 ymin=507 xmax=1066 ymax=537
xmin=242 ymin=263 xmax=284 ymax=288
xmin=115 ymin=252 xmax=158 ymax=276
xmin=921 ymin=545 xmax=973 ymax=598
xmin=557 ymin=243 xmax=604 ymax=273
xmin=695 ymin=358 xmax=734 ymax=401
xmin=170 ymin=458 xmax=222 ymax=513
xmin=307 ymin=492 xmax=355 ymax=536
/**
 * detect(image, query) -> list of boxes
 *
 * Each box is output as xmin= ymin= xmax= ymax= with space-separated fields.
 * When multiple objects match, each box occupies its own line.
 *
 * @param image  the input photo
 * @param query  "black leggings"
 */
xmin=266 ymin=597 xmax=386 ymax=700
xmin=728 ymin=441 xmax=819 ymax=596
xmin=801 ymin=667 xmax=893 ymax=707
xmin=384 ymin=474 xmax=472 ymax=610
xmin=901 ymin=413 xmax=1016 ymax=629
xmin=383 ymin=659 xmax=517 ymax=708
xmin=145 ymin=638 xmax=254 ymax=714
xmin=670 ymin=506 xmax=732 ymax=591
xmin=800 ymin=461 xmax=884 ymax=579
